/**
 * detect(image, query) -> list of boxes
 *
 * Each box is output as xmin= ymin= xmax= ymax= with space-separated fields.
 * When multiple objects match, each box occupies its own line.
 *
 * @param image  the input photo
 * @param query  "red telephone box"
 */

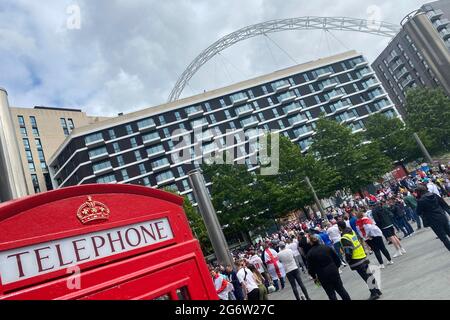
xmin=0 ymin=184 xmax=218 ymax=300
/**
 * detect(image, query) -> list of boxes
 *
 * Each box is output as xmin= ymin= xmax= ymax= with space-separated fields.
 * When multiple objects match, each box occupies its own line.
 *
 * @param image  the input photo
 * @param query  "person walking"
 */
xmin=247 ymin=264 xmax=269 ymax=300
xmin=224 ymin=265 xmax=244 ymax=300
xmin=356 ymin=211 xmax=393 ymax=268
xmin=278 ymin=241 xmax=311 ymax=300
xmin=416 ymin=185 xmax=450 ymax=251
xmin=402 ymin=190 xmax=422 ymax=230
xmin=236 ymin=260 xmax=260 ymax=300
xmin=371 ymin=200 xmax=405 ymax=257
xmin=337 ymin=221 xmax=382 ymax=300
xmin=389 ymin=198 xmax=414 ymax=238
xmin=326 ymin=220 xmax=347 ymax=267
xmin=262 ymin=242 xmax=286 ymax=291
xmin=306 ymin=234 xmax=351 ymax=300
xmin=211 ymin=268 xmax=233 ymax=300
xmin=286 ymin=238 xmax=306 ymax=272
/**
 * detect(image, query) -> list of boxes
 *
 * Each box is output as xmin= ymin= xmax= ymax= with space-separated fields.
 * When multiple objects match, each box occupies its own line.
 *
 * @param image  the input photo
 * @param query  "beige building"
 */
xmin=10 ymin=106 xmax=107 ymax=194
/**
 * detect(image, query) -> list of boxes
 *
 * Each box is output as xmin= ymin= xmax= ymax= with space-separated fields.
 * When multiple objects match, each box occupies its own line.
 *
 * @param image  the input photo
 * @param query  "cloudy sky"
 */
xmin=0 ymin=0 xmax=428 ymax=116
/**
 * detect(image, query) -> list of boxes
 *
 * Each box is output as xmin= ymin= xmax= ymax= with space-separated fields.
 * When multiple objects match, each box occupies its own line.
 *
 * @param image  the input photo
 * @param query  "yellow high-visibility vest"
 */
xmin=341 ymin=231 xmax=366 ymax=262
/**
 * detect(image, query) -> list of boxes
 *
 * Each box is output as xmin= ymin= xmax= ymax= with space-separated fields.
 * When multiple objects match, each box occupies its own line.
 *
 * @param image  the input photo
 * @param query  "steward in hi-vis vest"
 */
xmin=337 ymin=221 xmax=383 ymax=300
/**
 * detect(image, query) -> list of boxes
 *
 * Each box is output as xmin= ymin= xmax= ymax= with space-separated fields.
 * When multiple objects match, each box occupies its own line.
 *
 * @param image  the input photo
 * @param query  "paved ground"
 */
xmin=269 ymin=223 xmax=450 ymax=300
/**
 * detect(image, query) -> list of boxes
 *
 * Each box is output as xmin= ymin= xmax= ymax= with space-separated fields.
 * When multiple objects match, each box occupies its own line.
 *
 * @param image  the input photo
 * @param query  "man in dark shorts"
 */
xmin=370 ymin=200 xmax=405 ymax=258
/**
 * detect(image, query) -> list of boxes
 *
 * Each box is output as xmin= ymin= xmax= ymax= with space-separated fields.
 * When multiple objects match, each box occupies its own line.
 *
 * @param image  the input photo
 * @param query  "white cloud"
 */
xmin=0 ymin=0 xmax=427 ymax=116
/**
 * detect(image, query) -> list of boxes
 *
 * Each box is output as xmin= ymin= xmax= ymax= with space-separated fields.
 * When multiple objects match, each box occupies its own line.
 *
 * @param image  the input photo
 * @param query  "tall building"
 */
xmin=48 ymin=50 xmax=400 ymax=205
xmin=372 ymin=0 xmax=450 ymax=115
xmin=10 ymin=106 xmax=107 ymax=195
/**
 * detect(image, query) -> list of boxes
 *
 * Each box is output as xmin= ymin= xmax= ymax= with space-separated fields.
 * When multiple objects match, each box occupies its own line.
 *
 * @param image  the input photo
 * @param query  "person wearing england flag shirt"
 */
xmin=211 ymin=268 xmax=233 ymax=300
xmin=262 ymin=242 xmax=286 ymax=291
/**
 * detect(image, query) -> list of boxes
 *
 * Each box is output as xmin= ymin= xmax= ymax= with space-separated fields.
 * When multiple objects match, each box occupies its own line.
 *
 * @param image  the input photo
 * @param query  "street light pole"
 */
xmin=188 ymin=169 xmax=234 ymax=268
xmin=305 ymin=176 xmax=326 ymax=220
xmin=413 ymin=132 xmax=433 ymax=165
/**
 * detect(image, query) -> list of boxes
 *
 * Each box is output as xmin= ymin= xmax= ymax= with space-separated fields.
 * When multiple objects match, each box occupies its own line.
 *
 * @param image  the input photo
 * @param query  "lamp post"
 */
xmin=305 ymin=176 xmax=326 ymax=221
xmin=412 ymin=132 xmax=433 ymax=165
xmin=188 ymin=169 xmax=234 ymax=268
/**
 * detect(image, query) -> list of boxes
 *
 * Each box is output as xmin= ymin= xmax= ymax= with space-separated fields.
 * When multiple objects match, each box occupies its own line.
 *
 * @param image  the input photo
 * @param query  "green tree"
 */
xmin=310 ymin=117 xmax=392 ymax=193
xmin=163 ymin=187 xmax=212 ymax=254
xmin=364 ymin=113 xmax=420 ymax=163
xmin=404 ymin=87 xmax=450 ymax=154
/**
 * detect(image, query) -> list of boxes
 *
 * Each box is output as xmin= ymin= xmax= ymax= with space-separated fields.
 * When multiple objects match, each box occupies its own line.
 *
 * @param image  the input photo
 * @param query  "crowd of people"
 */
xmin=208 ymin=165 xmax=450 ymax=301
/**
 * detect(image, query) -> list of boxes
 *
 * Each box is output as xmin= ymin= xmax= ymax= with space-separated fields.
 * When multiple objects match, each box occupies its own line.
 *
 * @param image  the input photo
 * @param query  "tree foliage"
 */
xmin=404 ymin=87 xmax=450 ymax=154
xmin=364 ymin=113 xmax=421 ymax=163
xmin=310 ymin=117 xmax=392 ymax=193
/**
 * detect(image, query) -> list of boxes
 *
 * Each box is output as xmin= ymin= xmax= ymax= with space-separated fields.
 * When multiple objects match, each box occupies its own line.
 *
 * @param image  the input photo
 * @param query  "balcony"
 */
xmin=235 ymin=104 xmax=254 ymax=117
xmin=397 ymin=68 xmax=409 ymax=79
xmin=137 ymin=119 xmax=156 ymax=132
xmin=440 ymin=28 xmax=450 ymax=40
xmin=156 ymin=176 xmax=176 ymax=186
xmin=230 ymin=93 xmax=249 ymax=106
xmin=241 ymin=116 xmax=259 ymax=129
xmin=359 ymin=70 xmax=375 ymax=80
xmin=85 ymin=137 xmax=105 ymax=148
xmin=278 ymin=92 xmax=297 ymax=104
xmin=427 ymin=9 xmax=443 ymax=21
xmin=289 ymin=115 xmax=308 ymax=127
xmin=142 ymin=133 xmax=161 ymax=145
xmin=315 ymin=71 xmax=332 ymax=80
xmin=191 ymin=118 xmax=209 ymax=129
xmin=201 ymin=130 xmax=215 ymax=142
xmin=434 ymin=18 xmax=449 ymax=31
xmin=320 ymin=81 xmax=338 ymax=92
xmin=93 ymin=165 xmax=114 ymax=176
xmin=148 ymin=149 xmax=165 ymax=159
xmin=152 ymin=162 xmax=171 ymax=172
xmin=401 ymin=77 xmax=414 ymax=88
xmin=271 ymin=80 xmax=290 ymax=92
xmin=340 ymin=116 xmax=357 ymax=124
xmin=283 ymin=102 xmax=302 ymax=115
xmin=89 ymin=152 xmax=109 ymax=162
xmin=387 ymin=53 xmax=399 ymax=64
xmin=185 ymin=106 xmax=204 ymax=119
xmin=353 ymin=60 xmax=368 ymax=70
xmin=391 ymin=60 xmax=405 ymax=72
xmin=326 ymin=90 xmax=345 ymax=102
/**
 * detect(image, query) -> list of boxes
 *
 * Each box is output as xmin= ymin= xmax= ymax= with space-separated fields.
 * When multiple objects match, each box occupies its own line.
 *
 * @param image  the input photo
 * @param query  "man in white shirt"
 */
xmin=277 ymin=242 xmax=311 ymax=300
xmin=286 ymin=238 xmax=306 ymax=272
xmin=326 ymin=221 xmax=347 ymax=266
xmin=263 ymin=243 xmax=286 ymax=291
xmin=236 ymin=260 xmax=260 ymax=300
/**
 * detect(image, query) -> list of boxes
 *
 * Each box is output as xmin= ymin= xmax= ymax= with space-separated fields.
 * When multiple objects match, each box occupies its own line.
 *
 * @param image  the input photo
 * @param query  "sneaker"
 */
xmin=387 ymin=260 xmax=394 ymax=265
xmin=393 ymin=251 xmax=402 ymax=258
xmin=379 ymin=264 xmax=385 ymax=269
xmin=368 ymin=293 xmax=380 ymax=300
xmin=342 ymin=262 xmax=347 ymax=267
xmin=401 ymin=248 xmax=406 ymax=254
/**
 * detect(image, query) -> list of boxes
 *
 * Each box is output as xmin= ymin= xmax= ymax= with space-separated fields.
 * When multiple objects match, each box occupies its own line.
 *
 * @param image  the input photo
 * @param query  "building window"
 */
xmin=224 ymin=110 xmax=231 ymax=118
xmin=31 ymin=174 xmax=41 ymax=193
xmin=204 ymin=103 xmax=212 ymax=112
xmin=93 ymin=160 xmax=112 ymax=173
xmin=175 ymin=111 xmax=182 ymax=121
xmin=85 ymin=132 xmax=103 ymax=144
xmin=96 ymin=174 xmax=116 ymax=183
xmin=60 ymin=118 xmax=69 ymax=136
xmin=143 ymin=177 xmax=151 ymax=186
xmin=152 ymin=157 xmax=170 ymax=170
xmin=262 ymin=85 xmax=269 ymax=95
xmin=219 ymin=99 xmax=226 ymax=108
xmin=272 ymin=108 xmax=279 ymax=117
xmin=209 ymin=114 xmax=217 ymax=124
xmin=135 ymin=150 xmax=142 ymax=161
xmin=30 ymin=116 xmax=39 ymax=137
xmin=248 ymin=89 xmax=255 ymax=99
xmin=117 ymin=155 xmax=125 ymax=166
xmin=126 ymin=125 xmax=133 ymax=135
xmin=18 ymin=116 xmax=27 ymax=137
xmin=130 ymin=137 xmax=138 ymax=148
xmin=112 ymin=142 xmax=120 ymax=153
xmin=267 ymin=97 xmax=274 ymax=105
xmin=138 ymin=163 xmax=146 ymax=175
xmin=121 ymin=169 xmax=129 ymax=180
xmin=163 ymin=127 xmax=170 ymax=137
xmin=88 ymin=146 xmax=108 ymax=158
xmin=159 ymin=115 xmax=166 ymax=125
xmin=109 ymin=129 xmax=116 ymax=139
xmin=278 ymin=120 xmax=285 ymax=129
xmin=177 ymin=166 xmax=185 ymax=177
xmin=156 ymin=170 xmax=174 ymax=183
xmin=67 ymin=118 xmax=74 ymax=132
